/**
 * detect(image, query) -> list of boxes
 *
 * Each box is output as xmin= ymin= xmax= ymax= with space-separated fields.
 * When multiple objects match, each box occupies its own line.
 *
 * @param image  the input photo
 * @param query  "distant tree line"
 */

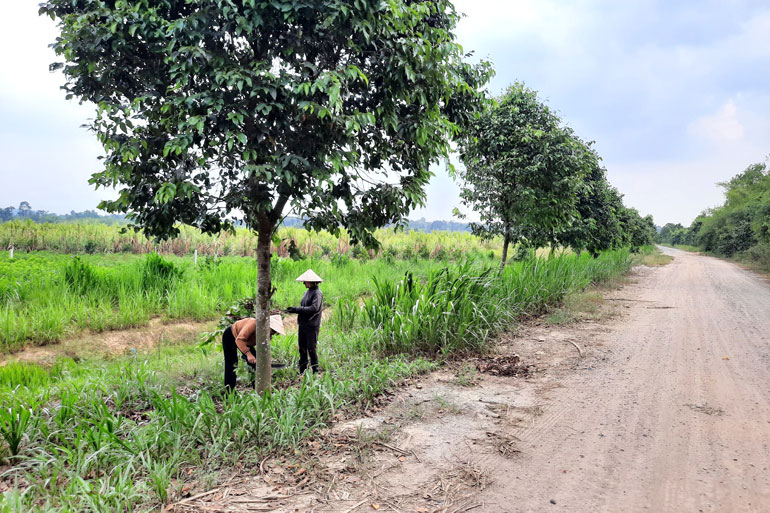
xmin=657 ymin=159 xmax=770 ymax=268
xmin=0 ymin=202 xmax=127 ymax=225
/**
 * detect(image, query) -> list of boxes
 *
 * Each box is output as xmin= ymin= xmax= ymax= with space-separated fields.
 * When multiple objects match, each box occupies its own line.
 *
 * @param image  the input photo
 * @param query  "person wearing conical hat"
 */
xmin=222 ymin=314 xmax=285 ymax=392
xmin=286 ymin=269 xmax=324 ymax=374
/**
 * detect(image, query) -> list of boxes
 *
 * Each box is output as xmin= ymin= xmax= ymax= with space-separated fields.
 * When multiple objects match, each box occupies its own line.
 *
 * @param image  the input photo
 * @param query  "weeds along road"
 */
xmin=481 ymin=247 xmax=770 ymax=512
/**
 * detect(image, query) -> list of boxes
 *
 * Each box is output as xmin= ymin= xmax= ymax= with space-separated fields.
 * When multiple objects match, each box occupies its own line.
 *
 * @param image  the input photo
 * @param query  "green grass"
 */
xmin=0 ymin=247 xmax=634 ymax=512
xmin=0 ymin=328 xmax=435 ymax=512
xmin=670 ymin=244 xmax=700 ymax=252
xmin=0 ymin=251 xmax=498 ymax=352
xmin=632 ymin=245 xmax=674 ymax=266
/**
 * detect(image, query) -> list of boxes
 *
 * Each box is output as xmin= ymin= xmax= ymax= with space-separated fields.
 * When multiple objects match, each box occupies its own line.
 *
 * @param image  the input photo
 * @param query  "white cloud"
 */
xmin=688 ymin=100 xmax=745 ymax=143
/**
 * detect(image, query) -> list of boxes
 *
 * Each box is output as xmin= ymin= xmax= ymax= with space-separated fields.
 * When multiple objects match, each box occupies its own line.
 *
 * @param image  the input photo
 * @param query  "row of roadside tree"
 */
xmin=455 ymin=83 xmax=656 ymax=270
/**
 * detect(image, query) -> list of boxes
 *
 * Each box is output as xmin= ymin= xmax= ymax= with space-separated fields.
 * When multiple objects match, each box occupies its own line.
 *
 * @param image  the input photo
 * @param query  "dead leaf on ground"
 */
xmin=474 ymin=354 xmax=533 ymax=377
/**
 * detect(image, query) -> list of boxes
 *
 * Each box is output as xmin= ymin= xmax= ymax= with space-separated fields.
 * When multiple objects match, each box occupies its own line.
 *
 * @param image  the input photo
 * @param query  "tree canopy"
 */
xmin=455 ymin=82 xmax=589 ymax=268
xmin=41 ymin=0 xmax=492 ymax=391
xmin=556 ymin=152 xmax=626 ymax=256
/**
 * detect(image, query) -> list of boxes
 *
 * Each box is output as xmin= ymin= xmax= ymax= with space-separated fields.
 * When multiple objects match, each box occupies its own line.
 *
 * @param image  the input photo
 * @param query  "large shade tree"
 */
xmin=41 ymin=0 xmax=492 ymax=391
xmin=455 ymin=83 xmax=588 ymax=270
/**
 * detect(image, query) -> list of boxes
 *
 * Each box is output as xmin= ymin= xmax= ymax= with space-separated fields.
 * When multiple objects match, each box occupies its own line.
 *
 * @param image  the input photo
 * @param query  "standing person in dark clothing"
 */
xmin=222 ymin=315 xmax=285 ymax=392
xmin=286 ymin=269 xmax=323 ymax=374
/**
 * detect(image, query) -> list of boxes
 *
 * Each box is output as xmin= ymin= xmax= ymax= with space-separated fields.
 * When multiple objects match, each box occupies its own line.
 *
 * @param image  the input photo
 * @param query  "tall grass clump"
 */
xmin=363 ymin=249 xmax=631 ymax=356
xmin=363 ymin=263 xmax=502 ymax=355
xmin=63 ymin=256 xmax=102 ymax=295
xmin=0 ymin=220 xmax=500 ymax=259
xmin=141 ymin=253 xmax=184 ymax=294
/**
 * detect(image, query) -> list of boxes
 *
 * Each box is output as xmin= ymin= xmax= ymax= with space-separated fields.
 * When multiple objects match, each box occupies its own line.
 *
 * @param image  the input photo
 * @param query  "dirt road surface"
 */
xmin=180 ymin=248 xmax=770 ymax=513
xmin=476 ymin=247 xmax=770 ymax=512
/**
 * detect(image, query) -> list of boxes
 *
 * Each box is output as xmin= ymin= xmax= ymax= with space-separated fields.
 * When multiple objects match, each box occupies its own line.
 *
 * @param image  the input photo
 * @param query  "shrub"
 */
xmin=63 ymin=256 xmax=101 ymax=294
xmin=288 ymin=239 xmax=303 ymax=261
xmin=141 ymin=253 xmax=183 ymax=294
xmin=350 ymin=244 xmax=369 ymax=261
xmin=740 ymin=243 xmax=770 ymax=270
xmin=512 ymin=244 xmax=532 ymax=261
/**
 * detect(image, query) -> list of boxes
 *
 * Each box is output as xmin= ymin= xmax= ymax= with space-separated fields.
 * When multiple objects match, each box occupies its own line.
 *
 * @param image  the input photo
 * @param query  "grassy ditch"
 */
xmin=0 ymin=248 xmax=633 ymax=512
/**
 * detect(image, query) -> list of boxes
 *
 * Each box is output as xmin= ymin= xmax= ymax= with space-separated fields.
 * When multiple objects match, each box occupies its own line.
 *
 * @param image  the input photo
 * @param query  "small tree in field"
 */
xmin=41 ymin=0 xmax=491 ymax=392
xmin=456 ymin=83 xmax=588 ymax=270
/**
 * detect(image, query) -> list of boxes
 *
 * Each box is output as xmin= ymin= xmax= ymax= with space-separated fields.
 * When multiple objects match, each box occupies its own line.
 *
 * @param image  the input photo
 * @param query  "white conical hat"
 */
xmin=269 ymin=315 xmax=285 ymax=335
xmin=295 ymin=269 xmax=323 ymax=283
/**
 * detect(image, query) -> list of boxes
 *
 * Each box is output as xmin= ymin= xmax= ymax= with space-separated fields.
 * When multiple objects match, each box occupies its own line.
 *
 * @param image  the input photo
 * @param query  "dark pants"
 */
xmin=222 ymin=326 xmax=256 ymax=391
xmin=298 ymin=325 xmax=319 ymax=373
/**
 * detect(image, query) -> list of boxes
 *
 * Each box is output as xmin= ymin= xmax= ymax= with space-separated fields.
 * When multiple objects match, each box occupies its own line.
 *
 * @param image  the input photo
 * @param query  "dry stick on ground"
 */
xmin=227 ymin=495 xmax=291 ymax=503
xmin=383 ymin=500 xmax=407 ymax=513
xmin=340 ymin=498 xmax=368 ymax=513
xmin=452 ymin=503 xmax=483 ymax=513
xmin=566 ymin=340 xmax=584 ymax=358
xmin=168 ymin=478 xmax=262 ymax=511
xmin=375 ymin=441 xmax=410 ymax=455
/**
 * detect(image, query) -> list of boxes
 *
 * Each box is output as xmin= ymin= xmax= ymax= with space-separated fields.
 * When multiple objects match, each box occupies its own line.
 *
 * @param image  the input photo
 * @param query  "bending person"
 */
xmin=222 ymin=314 xmax=285 ymax=392
xmin=286 ymin=269 xmax=324 ymax=374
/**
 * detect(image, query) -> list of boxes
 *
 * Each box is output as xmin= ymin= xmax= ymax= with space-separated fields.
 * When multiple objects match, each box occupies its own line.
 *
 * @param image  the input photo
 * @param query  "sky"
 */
xmin=1 ymin=1 xmax=769 ymax=226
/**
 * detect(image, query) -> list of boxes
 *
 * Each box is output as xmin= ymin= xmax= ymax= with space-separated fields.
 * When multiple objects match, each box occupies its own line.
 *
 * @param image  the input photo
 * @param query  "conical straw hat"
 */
xmin=295 ymin=269 xmax=323 ymax=283
xmin=269 ymin=315 xmax=286 ymax=335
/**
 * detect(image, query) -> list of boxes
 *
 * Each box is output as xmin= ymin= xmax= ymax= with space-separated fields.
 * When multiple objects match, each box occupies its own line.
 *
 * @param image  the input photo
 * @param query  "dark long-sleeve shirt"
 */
xmin=296 ymin=286 xmax=323 ymax=327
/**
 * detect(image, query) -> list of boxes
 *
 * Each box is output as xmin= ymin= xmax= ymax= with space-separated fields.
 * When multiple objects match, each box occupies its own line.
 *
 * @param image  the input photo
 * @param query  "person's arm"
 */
xmin=293 ymin=289 xmax=322 ymax=314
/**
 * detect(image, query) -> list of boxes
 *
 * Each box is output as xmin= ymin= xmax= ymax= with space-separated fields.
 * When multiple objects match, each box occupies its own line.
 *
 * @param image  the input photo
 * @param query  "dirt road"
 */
xmin=476 ymin=247 xmax=770 ymax=512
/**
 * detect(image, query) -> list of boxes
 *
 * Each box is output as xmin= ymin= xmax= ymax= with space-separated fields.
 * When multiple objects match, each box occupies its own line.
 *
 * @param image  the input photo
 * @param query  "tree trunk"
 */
xmin=254 ymin=218 xmax=274 ymax=393
xmin=499 ymin=231 xmax=511 ymax=273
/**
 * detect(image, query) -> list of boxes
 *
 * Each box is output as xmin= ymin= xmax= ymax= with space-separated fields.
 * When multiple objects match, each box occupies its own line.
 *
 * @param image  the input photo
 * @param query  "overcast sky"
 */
xmin=1 ymin=1 xmax=769 ymax=226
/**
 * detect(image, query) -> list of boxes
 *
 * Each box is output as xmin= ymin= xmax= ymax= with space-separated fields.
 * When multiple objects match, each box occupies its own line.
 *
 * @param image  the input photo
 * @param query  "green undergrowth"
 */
xmin=0 ymin=247 xmax=633 ymax=512
xmin=0 ymin=252 xmax=486 ymax=352
xmin=362 ymin=249 xmax=632 ymax=354
xmin=0 ymin=328 xmax=435 ymax=512
xmin=669 ymin=244 xmax=700 ymax=253
xmin=632 ymin=245 xmax=674 ymax=266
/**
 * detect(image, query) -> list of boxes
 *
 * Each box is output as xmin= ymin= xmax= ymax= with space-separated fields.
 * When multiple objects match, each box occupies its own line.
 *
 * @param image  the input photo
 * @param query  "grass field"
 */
xmin=0 ymin=241 xmax=505 ymax=352
xmin=0 ymin=238 xmax=636 ymax=512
